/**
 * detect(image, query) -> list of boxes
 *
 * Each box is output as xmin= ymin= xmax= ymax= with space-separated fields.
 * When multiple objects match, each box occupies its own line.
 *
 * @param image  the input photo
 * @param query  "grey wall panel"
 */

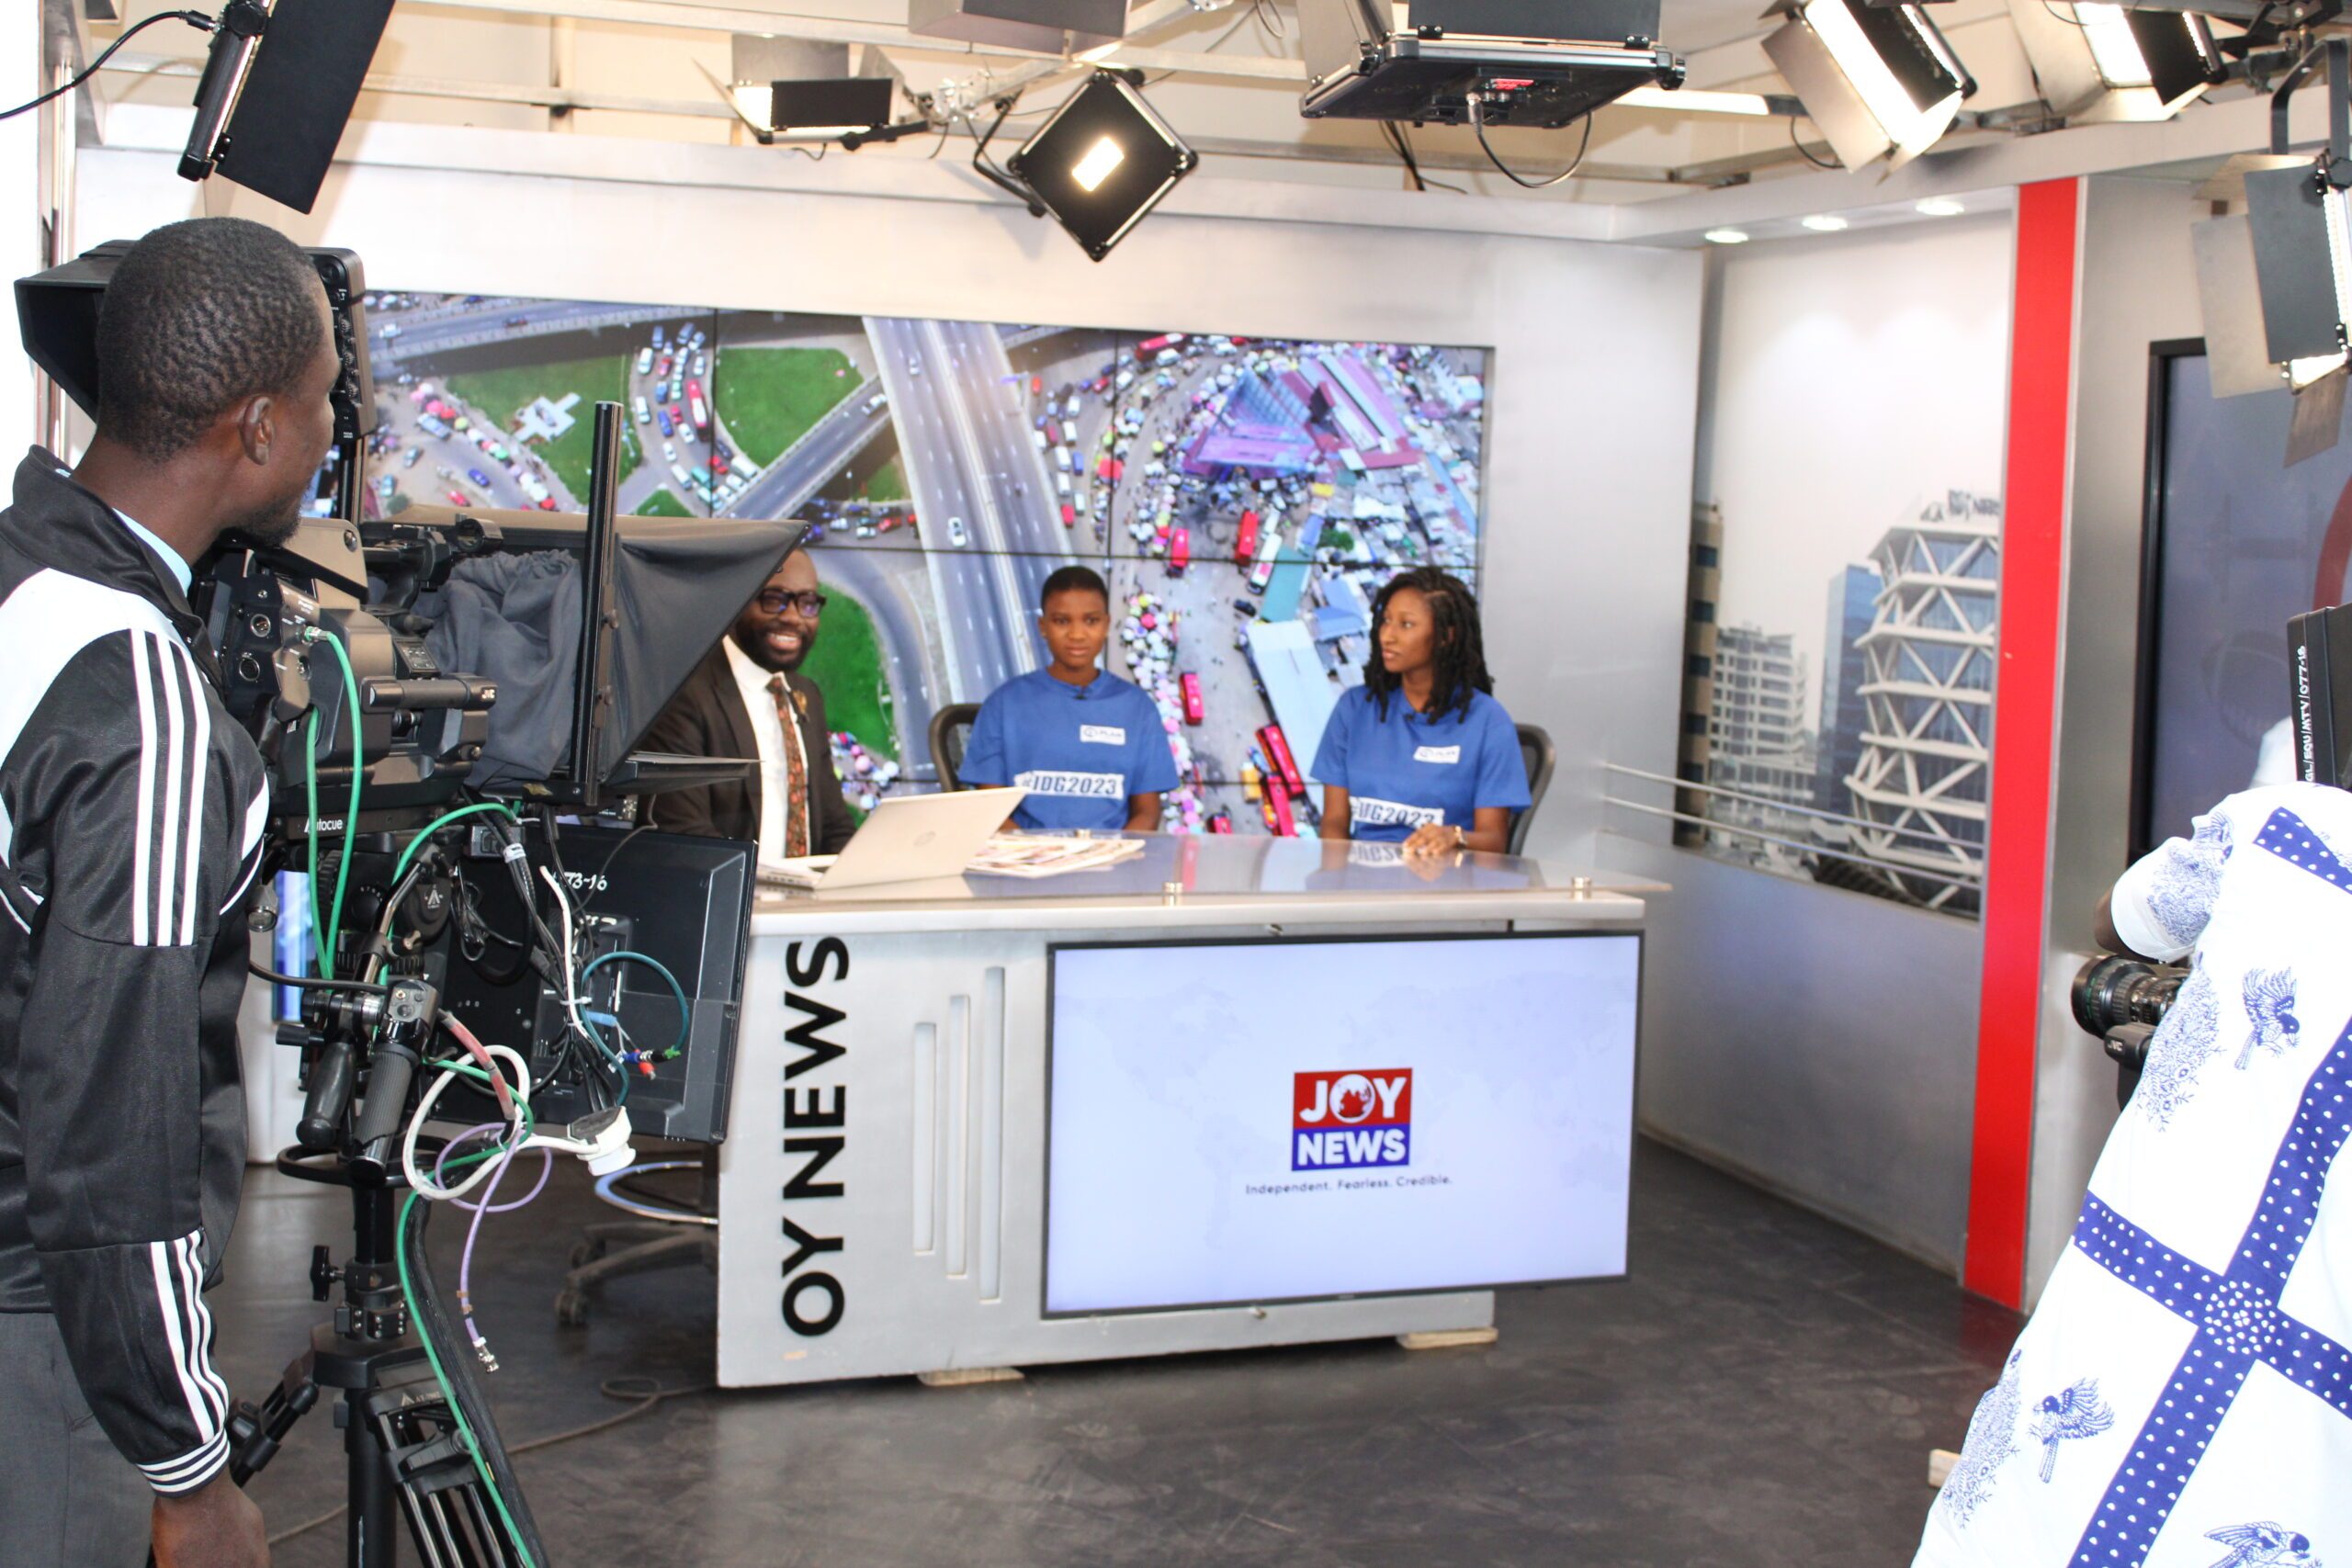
xmin=2030 ymin=175 xmax=2210 ymax=1299
xmin=1600 ymin=834 xmax=1982 ymax=1273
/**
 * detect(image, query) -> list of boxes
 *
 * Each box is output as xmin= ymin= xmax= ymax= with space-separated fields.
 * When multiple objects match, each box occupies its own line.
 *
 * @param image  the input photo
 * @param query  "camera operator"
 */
xmin=0 ymin=218 xmax=342 ymax=1568
xmin=1912 ymin=779 xmax=2352 ymax=1566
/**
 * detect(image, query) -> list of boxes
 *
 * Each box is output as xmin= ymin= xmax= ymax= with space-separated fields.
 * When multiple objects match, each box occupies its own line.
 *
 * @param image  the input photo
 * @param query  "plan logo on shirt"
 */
xmin=1079 ymin=725 xmax=1127 ymax=746
xmin=1292 ymin=1069 xmax=1412 ymax=1170
xmin=1014 ymin=769 xmax=1125 ymax=799
xmin=1413 ymin=744 xmax=1462 ymax=764
xmin=1351 ymin=795 xmax=1446 ymax=830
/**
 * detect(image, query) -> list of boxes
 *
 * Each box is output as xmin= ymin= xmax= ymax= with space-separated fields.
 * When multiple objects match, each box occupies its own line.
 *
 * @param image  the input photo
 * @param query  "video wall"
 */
xmin=359 ymin=292 xmax=1491 ymax=833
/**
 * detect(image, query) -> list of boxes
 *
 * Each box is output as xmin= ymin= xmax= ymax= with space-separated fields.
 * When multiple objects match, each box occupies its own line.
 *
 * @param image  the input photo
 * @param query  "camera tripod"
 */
xmin=226 ymin=1148 xmax=548 ymax=1568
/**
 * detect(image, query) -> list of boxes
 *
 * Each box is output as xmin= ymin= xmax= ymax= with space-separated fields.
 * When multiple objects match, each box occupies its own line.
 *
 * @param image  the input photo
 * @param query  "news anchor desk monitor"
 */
xmin=712 ymin=833 xmax=1658 ymax=1389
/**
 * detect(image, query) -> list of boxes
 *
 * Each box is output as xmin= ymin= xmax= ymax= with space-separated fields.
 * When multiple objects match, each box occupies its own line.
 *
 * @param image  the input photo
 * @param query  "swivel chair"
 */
xmin=1509 ymin=722 xmax=1556 ymax=857
xmin=555 ymin=1147 xmax=716 ymax=1326
xmin=929 ymin=702 xmax=981 ymax=791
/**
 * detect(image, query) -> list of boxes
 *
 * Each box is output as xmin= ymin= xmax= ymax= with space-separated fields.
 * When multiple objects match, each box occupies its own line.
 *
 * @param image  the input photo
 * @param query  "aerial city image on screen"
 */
xmin=361 ymin=292 xmax=1490 ymax=834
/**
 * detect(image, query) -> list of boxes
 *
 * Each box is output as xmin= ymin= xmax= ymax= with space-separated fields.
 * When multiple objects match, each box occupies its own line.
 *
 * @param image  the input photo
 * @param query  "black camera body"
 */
xmin=206 ymin=515 xmax=500 ymax=827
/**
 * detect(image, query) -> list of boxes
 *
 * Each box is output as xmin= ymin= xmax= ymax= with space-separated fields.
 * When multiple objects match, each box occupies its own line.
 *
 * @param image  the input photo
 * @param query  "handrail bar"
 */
xmin=1602 ymin=761 xmax=1985 ymax=854
xmin=1601 ymin=796 xmax=1984 ymax=897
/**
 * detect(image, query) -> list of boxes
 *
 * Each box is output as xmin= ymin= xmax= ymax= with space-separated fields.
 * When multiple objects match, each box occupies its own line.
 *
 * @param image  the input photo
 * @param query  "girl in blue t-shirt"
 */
xmin=1310 ymin=568 xmax=1529 ymax=854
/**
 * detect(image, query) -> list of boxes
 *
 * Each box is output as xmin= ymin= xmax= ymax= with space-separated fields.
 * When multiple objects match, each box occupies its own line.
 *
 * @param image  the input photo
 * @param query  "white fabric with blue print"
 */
xmin=1913 ymin=784 xmax=2352 ymax=1568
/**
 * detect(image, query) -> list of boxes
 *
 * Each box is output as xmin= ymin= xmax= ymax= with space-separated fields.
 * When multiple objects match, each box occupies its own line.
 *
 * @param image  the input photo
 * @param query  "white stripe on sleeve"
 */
xmin=129 ymin=632 xmax=159 ymax=947
xmin=152 ymin=633 xmax=187 ymax=949
xmin=147 ymin=1236 xmax=223 ymax=1450
xmin=139 ymin=1429 xmax=229 ymax=1494
xmin=175 ymin=1234 xmax=231 ymax=1421
xmin=172 ymin=645 xmax=209 ymax=946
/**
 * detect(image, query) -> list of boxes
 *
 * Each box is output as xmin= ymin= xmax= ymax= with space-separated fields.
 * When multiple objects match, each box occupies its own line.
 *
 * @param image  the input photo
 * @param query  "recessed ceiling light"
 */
xmin=1703 ymin=228 xmax=1750 ymax=244
xmin=1802 ymin=214 xmax=1850 ymax=232
xmin=1916 ymin=197 xmax=1966 ymax=217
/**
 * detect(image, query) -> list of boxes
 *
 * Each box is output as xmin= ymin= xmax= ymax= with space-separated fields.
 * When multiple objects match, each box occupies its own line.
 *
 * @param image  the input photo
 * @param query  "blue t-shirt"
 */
xmin=961 ymin=667 xmax=1181 ymax=831
xmin=1308 ymin=685 xmax=1530 ymax=843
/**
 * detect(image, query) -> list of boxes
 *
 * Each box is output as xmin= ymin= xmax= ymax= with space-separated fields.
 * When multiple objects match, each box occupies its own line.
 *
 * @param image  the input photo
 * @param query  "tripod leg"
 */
xmin=346 ymin=1382 xmax=402 ymax=1568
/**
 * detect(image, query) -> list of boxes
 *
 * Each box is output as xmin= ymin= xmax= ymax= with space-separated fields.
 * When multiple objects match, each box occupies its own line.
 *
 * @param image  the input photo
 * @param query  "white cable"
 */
xmin=402 ymin=1046 xmax=533 ymax=1201
xmin=536 ymin=865 xmax=593 ymax=1046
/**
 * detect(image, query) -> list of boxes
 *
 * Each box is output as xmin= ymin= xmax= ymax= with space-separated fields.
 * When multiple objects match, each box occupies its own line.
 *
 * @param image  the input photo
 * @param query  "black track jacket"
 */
xmin=0 ymin=452 xmax=266 ymax=1495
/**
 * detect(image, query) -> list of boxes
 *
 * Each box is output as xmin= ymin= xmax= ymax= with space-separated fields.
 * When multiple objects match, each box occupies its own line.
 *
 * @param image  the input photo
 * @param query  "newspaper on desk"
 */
xmin=965 ymin=833 xmax=1147 ymax=879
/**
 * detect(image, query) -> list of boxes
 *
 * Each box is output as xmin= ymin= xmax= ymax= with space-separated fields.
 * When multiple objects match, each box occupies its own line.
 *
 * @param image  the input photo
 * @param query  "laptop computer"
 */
xmin=760 ymin=786 xmax=1026 ymax=891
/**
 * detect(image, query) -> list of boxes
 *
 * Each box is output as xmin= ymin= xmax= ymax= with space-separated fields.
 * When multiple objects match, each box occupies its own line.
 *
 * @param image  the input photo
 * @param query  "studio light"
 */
xmin=713 ymin=34 xmax=918 ymax=149
xmin=1297 ymin=0 xmax=1683 ymax=129
xmin=2243 ymin=159 xmax=2352 ymax=383
xmin=766 ymin=77 xmax=893 ymax=139
xmin=1003 ymin=71 xmax=1197 ymax=262
xmin=1762 ymin=0 xmax=1974 ymax=171
xmin=908 ymin=0 xmax=1125 ymax=53
xmin=2188 ymin=48 xmax=2352 ymax=468
xmin=2006 ymin=0 xmax=2225 ymax=123
xmin=178 ymin=0 xmax=397 ymax=213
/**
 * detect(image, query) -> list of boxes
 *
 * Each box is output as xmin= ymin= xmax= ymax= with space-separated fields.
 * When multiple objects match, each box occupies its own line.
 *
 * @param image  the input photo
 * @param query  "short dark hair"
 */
xmin=95 ymin=217 xmax=328 ymax=462
xmin=1365 ymin=567 xmax=1493 ymax=723
xmin=1039 ymin=564 xmax=1110 ymax=613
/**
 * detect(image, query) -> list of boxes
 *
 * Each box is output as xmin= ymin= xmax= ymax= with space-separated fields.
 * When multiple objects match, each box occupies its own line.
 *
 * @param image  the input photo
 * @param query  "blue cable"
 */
xmin=579 ymin=950 xmax=692 ymax=1057
xmin=580 ymin=1010 xmax=629 ymax=1104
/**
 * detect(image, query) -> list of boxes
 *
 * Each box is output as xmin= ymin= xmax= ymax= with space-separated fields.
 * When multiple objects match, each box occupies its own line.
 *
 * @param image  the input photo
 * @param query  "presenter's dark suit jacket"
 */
xmin=639 ymin=643 xmax=856 ymax=854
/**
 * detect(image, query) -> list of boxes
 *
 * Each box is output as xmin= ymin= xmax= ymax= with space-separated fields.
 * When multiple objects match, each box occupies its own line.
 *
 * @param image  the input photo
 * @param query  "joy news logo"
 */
xmin=1292 ymin=1069 xmax=1412 ymax=1171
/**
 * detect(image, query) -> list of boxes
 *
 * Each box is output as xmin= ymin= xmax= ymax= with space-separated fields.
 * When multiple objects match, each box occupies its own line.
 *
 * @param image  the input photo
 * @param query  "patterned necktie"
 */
xmin=767 ymin=674 xmax=811 ymax=857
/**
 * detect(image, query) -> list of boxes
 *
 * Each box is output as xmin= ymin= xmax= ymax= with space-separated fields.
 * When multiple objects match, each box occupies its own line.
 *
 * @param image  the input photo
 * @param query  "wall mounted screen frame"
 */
xmin=2131 ymin=337 xmax=2352 ymax=859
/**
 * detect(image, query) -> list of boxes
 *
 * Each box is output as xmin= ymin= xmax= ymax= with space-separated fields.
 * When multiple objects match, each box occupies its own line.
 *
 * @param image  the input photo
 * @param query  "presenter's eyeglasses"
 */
xmin=756 ymin=589 xmax=828 ymax=618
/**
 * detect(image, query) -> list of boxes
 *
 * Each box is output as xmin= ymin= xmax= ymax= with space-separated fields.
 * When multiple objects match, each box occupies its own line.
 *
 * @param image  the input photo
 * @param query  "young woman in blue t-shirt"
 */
xmin=1311 ymin=568 xmax=1529 ymax=855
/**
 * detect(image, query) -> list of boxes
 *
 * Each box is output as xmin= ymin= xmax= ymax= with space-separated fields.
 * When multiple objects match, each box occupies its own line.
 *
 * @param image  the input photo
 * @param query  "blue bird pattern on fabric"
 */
xmin=2236 ymin=967 xmax=2301 ymax=1071
xmin=2203 ymin=1521 xmax=2323 ymax=1567
xmin=2138 ymin=958 xmax=2224 ymax=1128
xmin=2146 ymin=810 xmax=2232 ymax=947
xmin=1940 ymin=1348 xmax=2024 ymax=1526
xmin=2030 ymin=1379 xmax=2114 ymax=1483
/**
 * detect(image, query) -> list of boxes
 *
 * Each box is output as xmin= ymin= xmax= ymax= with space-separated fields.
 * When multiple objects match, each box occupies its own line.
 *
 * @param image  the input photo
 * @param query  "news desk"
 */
xmin=714 ymin=833 xmax=1657 ymax=1389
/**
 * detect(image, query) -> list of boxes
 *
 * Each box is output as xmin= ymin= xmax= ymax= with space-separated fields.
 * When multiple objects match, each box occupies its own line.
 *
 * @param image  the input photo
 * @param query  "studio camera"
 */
xmin=17 ymin=239 xmax=798 ymax=1568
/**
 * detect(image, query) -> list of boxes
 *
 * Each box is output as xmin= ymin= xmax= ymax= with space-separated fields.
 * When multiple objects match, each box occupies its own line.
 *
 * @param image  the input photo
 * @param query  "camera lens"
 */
xmin=2072 ymin=953 xmax=2184 ymax=1038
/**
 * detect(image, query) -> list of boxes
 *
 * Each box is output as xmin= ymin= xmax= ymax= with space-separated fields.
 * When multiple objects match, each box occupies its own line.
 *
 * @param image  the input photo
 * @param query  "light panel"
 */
xmin=1005 ymin=71 xmax=1197 ymax=262
xmin=2005 ymin=0 xmax=2224 ymax=123
xmin=1762 ymin=0 xmax=1971 ymax=171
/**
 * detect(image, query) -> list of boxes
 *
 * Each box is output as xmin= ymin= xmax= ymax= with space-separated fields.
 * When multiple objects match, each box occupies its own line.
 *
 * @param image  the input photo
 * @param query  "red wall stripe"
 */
xmin=1964 ymin=177 xmax=2079 ymax=1307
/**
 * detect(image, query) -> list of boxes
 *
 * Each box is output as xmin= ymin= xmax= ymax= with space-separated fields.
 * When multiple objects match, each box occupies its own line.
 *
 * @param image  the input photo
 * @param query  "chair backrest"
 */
xmin=929 ymin=702 xmax=983 ymax=791
xmin=1509 ymin=722 xmax=1556 ymax=857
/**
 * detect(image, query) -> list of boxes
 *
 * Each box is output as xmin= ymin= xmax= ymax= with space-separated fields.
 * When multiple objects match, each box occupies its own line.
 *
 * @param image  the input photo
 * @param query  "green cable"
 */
xmin=304 ymin=629 xmax=365 ymax=979
xmin=390 ymin=800 xmax=522 ymax=891
xmin=578 ymin=950 xmax=691 ymax=1057
xmin=304 ymin=713 xmax=324 ymax=977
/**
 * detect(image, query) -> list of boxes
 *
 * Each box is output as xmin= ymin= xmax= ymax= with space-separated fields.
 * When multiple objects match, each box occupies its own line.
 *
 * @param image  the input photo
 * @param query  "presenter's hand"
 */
xmin=1401 ymin=823 xmax=1460 ymax=859
xmin=153 ymin=1473 xmax=269 ymax=1568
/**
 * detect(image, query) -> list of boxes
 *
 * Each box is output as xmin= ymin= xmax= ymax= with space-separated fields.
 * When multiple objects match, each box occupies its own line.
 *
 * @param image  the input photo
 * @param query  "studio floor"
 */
xmin=211 ymin=1140 xmax=2018 ymax=1568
